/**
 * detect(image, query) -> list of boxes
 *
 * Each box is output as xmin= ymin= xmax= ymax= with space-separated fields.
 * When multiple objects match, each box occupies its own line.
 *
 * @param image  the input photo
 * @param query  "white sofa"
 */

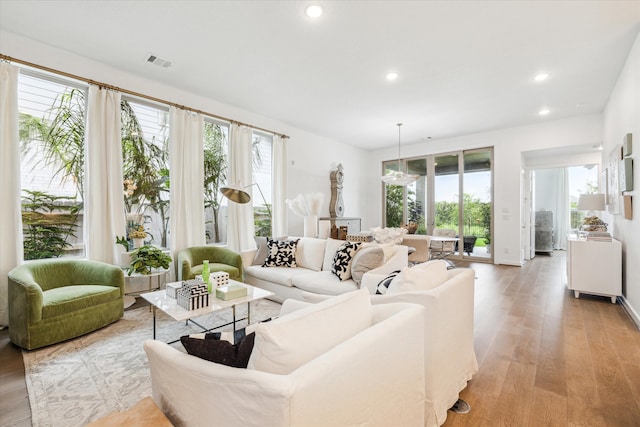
xmin=304 ymin=260 xmax=478 ymax=427
xmin=240 ymin=237 xmax=408 ymax=302
xmin=144 ymin=289 xmax=426 ymax=427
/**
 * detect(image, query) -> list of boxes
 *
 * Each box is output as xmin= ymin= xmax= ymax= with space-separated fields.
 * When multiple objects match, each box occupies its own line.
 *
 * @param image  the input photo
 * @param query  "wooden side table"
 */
xmin=85 ymin=397 xmax=173 ymax=427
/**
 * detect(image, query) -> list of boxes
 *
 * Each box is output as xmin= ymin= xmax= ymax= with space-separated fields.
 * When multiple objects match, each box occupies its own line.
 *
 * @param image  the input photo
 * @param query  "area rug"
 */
xmin=22 ymin=299 xmax=282 ymax=427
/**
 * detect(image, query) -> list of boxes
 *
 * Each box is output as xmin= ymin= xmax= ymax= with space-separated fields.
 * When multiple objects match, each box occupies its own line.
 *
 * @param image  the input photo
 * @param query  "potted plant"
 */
xmin=127 ymin=245 xmax=172 ymax=276
xmin=483 ymin=229 xmax=491 ymax=254
xmin=128 ymin=225 xmax=147 ymax=248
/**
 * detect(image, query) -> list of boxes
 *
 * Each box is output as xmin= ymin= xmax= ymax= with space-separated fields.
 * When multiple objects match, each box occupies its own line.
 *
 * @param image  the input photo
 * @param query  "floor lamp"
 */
xmin=220 ymin=182 xmax=272 ymax=218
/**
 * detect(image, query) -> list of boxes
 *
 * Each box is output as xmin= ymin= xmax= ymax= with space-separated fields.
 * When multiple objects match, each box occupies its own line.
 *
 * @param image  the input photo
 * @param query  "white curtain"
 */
xmin=169 ymin=107 xmax=205 ymax=273
xmin=227 ymin=124 xmax=255 ymax=252
xmin=555 ymin=168 xmax=570 ymax=250
xmin=85 ymin=86 xmax=125 ymax=264
xmin=0 ymin=63 xmax=22 ymax=327
xmin=272 ymin=135 xmax=288 ymax=237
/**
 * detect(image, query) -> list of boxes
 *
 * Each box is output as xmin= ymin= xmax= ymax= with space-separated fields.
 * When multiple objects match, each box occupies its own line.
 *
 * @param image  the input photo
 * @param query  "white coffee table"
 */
xmin=141 ymin=281 xmax=274 ymax=343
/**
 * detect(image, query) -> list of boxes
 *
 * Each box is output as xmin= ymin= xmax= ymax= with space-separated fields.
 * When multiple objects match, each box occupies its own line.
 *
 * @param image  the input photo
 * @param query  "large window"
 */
xmin=15 ymin=68 xmax=276 ymax=257
xmin=121 ymin=98 xmax=170 ymax=249
xmin=204 ymin=120 xmax=229 ymax=244
xmin=252 ymin=132 xmax=273 ymax=237
xmin=18 ymin=72 xmax=87 ymax=260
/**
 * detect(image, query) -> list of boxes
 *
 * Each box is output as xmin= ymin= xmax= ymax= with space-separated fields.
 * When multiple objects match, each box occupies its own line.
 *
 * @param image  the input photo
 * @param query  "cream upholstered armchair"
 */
xmin=401 ymin=234 xmax=431 ymax=265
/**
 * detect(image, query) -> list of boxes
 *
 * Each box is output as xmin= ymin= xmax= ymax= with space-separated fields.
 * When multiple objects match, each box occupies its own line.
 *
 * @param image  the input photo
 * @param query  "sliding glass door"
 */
xmin=462 ymin=149 xmax=492 ymax=259
xmin=433 ymin=153 xmax=460 ymax=235
xmin=384 ymin=147 xmax=493 ymax=262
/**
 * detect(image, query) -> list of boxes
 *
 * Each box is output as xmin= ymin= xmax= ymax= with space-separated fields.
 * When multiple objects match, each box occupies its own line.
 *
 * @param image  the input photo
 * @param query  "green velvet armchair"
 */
xmin=8 ymin=259 xmax=124 ymax=350
xmin=178 ymin=246 xmax=243 ymax=282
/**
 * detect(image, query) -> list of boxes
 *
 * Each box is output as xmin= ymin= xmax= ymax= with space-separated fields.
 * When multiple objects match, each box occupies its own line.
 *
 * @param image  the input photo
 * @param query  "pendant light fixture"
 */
xmin=381 ymin=123 xmax=419 ymax=186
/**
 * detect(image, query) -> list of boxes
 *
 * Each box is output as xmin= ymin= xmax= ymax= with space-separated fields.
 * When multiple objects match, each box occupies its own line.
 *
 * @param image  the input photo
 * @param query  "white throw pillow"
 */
xmin=295 ymin=237 xmax=327 ymax=272
xmin=387 ymin=260 xmax=449 ymax=294
xmin=322 ymin=238 xmax=348 ymax=271
xmin=351 ymin=246 xmax=385 ymax=286
xmin=247 ymin=288 xmax=372 ymax=374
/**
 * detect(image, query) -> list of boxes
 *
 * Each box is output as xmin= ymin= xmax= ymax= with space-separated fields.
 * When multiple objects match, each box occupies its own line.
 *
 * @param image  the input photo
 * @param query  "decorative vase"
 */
xmin=304 ymin=215 xmax=318 ymax=238
xmin=202 ymin=260 xmax=211 ymax=293
xmin=132 ymin=238 xmax=144 ymax=249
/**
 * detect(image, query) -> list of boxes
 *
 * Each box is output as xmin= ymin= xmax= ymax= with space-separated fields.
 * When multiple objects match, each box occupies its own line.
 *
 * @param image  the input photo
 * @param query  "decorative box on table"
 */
xmin=210 ymin=271 xmax=230 ymax=288
xmin=177 ymin=280 xmax=209 ymax=310
xmin=166 ymin=281 xmax=182 ymax=299
xmin=215 ymin=284 xmax=248 ymax=301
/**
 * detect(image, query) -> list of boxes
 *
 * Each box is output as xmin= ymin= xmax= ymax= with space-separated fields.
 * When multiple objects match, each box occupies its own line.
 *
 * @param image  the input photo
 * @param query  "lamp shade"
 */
xmin=221 ymin=182 xmax=251 ymax=204
xmin=577 ymin=193 xmax=605 ymax=211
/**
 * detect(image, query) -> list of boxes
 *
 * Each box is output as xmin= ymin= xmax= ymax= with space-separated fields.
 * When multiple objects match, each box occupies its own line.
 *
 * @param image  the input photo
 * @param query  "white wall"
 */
xmin=370 ymin=115 xmax=603 ymax=265
xmin=603 ymin=32 xmax=640 ymax=326
xmin=1 ymin=31 xmax=372 ymax=238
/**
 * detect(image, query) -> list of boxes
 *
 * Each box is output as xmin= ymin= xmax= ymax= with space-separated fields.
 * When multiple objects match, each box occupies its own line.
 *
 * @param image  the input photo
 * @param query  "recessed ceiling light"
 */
xmin=534 ymin=73 xmax=549 ymax=82
xmin=539 ymin=108 xmax=550 ymax=116
xmin=305 ymin=5 xmax=323 ymax=18
xmin=386 ymin=72 xmax=399 ymax=81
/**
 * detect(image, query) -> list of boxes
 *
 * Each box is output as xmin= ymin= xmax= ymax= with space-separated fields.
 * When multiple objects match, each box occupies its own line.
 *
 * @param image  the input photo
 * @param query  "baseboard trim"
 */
xmin=619 ymin=296 xmax=640 ymax=331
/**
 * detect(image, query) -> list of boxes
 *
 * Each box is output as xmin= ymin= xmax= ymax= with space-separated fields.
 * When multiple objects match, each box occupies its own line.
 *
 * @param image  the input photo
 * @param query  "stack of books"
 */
xmin=585 ymin=231 xmax=612 ymax=242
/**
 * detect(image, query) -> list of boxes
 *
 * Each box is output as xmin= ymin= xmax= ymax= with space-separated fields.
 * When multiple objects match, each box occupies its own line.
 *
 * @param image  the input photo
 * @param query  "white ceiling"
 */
xmin=1 ymin=1 xmax=639 ymax=150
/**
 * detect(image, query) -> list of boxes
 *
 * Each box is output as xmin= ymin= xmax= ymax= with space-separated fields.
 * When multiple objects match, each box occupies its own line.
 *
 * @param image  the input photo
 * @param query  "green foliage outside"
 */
xmin=203 ymin=122 xmax=227 ymax=243
xmin=20 ymin=88 xmax=172 ymax=255
xmin=19 ymin=85 xmax=273 ymax=259
xmin=21 ymin=190 xmax=79 ymax=260
xmin=386 ymin=187 xmax=492 ymax=245
xmin=254 ymin=205 xmax=272 ymax=237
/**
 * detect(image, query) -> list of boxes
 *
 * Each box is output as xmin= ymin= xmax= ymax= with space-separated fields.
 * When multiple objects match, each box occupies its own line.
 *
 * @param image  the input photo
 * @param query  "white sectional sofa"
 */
xmin=303 ymin=260 xmax=478 ymax=427
xmin=240 ymin=237 xmax=408 ymax=302
xmin=144 ymin=289 xmax=427 ymax=427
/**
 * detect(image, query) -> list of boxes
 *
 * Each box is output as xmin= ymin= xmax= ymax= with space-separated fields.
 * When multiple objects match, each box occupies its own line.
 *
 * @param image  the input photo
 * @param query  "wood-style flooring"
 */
xmin=445 ymin=252 xmax=640 ymax=426
xmin=1 ymin=252 xmax=639 ymax=427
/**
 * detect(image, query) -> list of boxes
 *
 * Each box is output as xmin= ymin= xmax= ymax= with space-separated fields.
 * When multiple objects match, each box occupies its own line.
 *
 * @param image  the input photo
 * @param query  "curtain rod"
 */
xmin=0 ymin=53 xmax=289 ymax=139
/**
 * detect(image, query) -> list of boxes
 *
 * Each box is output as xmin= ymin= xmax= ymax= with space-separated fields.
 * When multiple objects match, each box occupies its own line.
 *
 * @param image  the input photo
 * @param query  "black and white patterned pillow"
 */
xmin=375 ymin=270 xmax=401 ymax=295
xmin=263 ymin=238 xmax=299 ymax=267
xmin=331 ymin=241 xmax=362 ymax=281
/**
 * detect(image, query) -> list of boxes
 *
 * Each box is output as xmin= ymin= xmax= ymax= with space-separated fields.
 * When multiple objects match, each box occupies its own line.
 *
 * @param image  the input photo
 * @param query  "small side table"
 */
xmin=85 ymin=397 xmax=173 ymax=427
xmin=123 ymin=269 xmax=168 ymax=308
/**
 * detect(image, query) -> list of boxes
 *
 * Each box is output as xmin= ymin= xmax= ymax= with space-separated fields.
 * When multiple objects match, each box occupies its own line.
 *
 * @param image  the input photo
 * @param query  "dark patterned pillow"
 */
xmin=331 ymin=241 xmax=362 ymax=281
xmin=180 ymin=328 xmax=255 ymax=368
xmin=375 ymin=270 xmax=401 ymax=295
xmin=263 ymin=238 xmax=299 ymax=267
xmin=252 ymin=236 xmax=288 ymax=265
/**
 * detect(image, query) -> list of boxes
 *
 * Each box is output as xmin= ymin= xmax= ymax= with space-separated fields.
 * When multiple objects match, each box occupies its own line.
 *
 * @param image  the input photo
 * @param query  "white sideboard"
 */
xmin=566 ymin=238 xmax=622 ymax=303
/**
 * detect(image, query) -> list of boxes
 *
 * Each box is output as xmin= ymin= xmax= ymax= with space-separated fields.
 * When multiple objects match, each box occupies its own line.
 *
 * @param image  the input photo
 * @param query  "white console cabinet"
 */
xmin=567 ymin=238 xmax=621 ymax=303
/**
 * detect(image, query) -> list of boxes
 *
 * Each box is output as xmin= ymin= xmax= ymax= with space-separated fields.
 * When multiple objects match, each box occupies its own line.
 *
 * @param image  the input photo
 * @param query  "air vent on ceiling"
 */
xmin=146 ymin=53 xmax=172 ymax=68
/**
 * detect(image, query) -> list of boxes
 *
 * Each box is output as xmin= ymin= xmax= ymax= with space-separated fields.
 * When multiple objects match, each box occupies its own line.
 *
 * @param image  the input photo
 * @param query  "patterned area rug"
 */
xmin=22 ymin=299 xmax=281 ymax=427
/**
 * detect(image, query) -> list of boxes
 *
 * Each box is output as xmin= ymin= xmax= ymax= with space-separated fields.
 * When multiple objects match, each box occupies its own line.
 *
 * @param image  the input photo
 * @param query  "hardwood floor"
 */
xmin=0 ymin=326 xmax=30 ymax=427
xmin=1 ymin=253 xmax=639 ymax=427
xmin=445 ymin=252 xmax=640 ymax=427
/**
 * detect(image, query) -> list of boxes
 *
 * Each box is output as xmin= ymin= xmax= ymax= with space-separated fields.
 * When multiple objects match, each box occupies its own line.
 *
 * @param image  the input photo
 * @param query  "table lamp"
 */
xmin=577 ymin=193 xmax=607 ymax=231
